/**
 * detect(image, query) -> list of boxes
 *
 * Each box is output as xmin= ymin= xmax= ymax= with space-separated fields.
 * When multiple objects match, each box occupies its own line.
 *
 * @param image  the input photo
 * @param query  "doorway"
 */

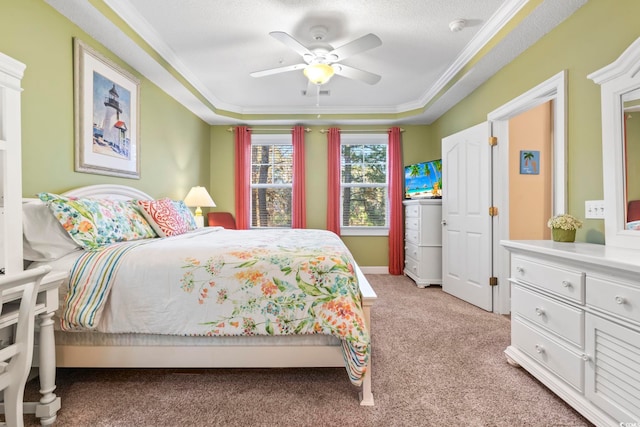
xmin=489 ymin=70 xmax=567 ymax=314
xmin=440 ymin=71 xmax=567 ymax=314
xmin=509 ymin=101 xmax=553 ymax=241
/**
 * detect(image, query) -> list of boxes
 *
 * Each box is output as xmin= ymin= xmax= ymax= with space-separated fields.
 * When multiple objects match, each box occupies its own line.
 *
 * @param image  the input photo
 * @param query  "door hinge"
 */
xmin=489 ymin=276 xmax=498 ymax=286
xmin=489 ymin=206 xmax=498 ymax=216
xmin=489 ymin=136 xmax=498 ymax=146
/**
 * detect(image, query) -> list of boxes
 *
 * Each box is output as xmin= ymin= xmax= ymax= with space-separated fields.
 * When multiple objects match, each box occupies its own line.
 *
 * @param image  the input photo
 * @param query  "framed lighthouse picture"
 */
xmin=74 ymin=38 xmax=140 ymax=178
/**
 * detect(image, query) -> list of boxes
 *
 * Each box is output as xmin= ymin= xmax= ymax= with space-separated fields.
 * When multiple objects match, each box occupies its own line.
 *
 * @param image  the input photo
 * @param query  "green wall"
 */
xmin=430 ymin=0 xmax=640 ymax=244
xmin=0 ymin=0 xmax=211 ymax=200
xmin=210 ymin=125 xmax=433 ymax=266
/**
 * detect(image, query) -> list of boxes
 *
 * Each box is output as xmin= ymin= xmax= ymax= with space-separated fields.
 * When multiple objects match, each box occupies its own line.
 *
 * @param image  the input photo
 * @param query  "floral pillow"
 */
xmin=37 ymin=193 xmax=157 ymax=250
xmin=137 ymin=198 xmax=195 ymax=237
xmin=172 ymin=200 xmax=197 ymax=231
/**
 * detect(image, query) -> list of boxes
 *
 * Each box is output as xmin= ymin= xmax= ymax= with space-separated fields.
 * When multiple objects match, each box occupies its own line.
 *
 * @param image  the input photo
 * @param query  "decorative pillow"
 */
xmin=22 ymin=200 xmax=81 ymax=261
xmin=121 ymin=200 xmax=159 ymax=238
xmin=172 ymin=200 xmax=198 ymax=231
xmin=137 ymin=198 xmax=193 ymax=237
xmin=37 ymin=193 xmax=157 ymax=250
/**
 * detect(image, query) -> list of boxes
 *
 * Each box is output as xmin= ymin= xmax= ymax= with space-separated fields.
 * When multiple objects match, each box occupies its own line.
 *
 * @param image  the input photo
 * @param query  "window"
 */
xmin=340 ymin=134 xmax=389 ymax=235
xmin=250 ymin=134 xmax=293 ymax=228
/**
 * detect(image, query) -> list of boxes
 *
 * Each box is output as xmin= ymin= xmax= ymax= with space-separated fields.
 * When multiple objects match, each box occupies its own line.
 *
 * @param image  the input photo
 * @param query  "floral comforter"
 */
xmin=61 ymin=228 xmax=370 ymax=385
xmin=626 ymin=220 xmax=640 ymax=230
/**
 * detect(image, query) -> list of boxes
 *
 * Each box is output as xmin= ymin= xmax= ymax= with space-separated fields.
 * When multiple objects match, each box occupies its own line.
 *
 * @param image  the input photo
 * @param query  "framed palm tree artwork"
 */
xmin=520 ymin=150 xmax=540 ymax=175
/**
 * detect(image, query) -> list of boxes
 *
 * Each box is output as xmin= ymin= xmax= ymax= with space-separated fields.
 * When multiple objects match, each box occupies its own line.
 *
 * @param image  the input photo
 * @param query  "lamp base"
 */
xmin=194 ymin=206 xmax=204 ymax=228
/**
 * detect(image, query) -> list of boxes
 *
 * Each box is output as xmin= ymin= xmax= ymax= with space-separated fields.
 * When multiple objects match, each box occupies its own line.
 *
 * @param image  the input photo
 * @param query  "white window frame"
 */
xmin=339 ymin=133 xmax=389 ymax=236
xmin=250 ymin=133 xmax=293 ymax=229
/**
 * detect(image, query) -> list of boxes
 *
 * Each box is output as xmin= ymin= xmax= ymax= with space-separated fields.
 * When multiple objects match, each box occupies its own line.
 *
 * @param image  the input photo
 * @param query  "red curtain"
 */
xmin=326 ymin=128 xmax=341 ymax=235
xmin=292 ymin=125 xmax=306 ymax=228
xmin=234 ymin=126 xmax=251 ymax=229
xmin=388 ymin=127 xmax=404 ymax=275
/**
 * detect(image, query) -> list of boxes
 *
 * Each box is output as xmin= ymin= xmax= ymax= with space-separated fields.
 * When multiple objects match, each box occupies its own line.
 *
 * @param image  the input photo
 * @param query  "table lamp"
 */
xmin=183 ymin=186 xmax=216 ymax=228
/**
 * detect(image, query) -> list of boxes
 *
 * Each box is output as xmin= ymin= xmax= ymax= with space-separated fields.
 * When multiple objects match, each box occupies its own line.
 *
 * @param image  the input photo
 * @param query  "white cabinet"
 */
xmin=0 ymin=52 xmax=26 ymax=274
xmin=0 ymin=52 xmax=67 ymax=424
xmin=403 ymin=199 xmax=442 ymax=287
xmin=502 ymin=240 xmax=640 ymax=427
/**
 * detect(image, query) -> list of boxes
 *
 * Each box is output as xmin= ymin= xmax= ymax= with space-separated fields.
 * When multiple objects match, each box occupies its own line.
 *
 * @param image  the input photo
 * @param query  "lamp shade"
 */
xmin=184 ymin=186 xmax=216 ymax=228
xmin=303 ymin=63 xmax=335 ymax=85
xmin=183 ymin=186 xmax=216 ymax=209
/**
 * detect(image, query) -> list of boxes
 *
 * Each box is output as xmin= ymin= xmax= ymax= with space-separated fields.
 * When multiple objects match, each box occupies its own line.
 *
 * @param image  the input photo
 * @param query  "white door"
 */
xmin=441 ymin=122 xmax=493 ymax=311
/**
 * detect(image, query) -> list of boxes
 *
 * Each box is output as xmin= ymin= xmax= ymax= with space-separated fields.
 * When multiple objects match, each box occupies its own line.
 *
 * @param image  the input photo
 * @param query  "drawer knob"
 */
xmin=535 ymin=307 xmax=545 ymax=317
xmin=535 ymin=344 xmax=545 ymax=354
xmin=615 ymin=296 xmax=626 ymax=305
xmin=562 ymin=280 xmax=571 ymax=288
xmin=516 ymin=266 xmax=524 ymax=274
xmin=581 ymin=353 xmax=591 ymax=362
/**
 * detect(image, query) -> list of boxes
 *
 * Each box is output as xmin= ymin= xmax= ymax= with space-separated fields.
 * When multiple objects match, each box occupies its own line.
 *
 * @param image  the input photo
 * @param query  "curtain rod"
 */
xmin=318 ymin=128 xmax=404 ymax=134
xmin=226 ymin=127 xmax=312 ymax=133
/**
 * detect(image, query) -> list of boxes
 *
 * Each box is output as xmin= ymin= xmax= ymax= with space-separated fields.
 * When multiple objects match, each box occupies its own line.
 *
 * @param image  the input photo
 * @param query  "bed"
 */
xmin=25 ymin=184 xmax=377 ymax=406
xmin=627 ymin=200 xmax=640 ymax=230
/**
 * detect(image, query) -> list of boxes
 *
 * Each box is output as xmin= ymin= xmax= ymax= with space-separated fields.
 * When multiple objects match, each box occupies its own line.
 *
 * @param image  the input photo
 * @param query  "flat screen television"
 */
xmin=404 ymin=159 xmax=442 ymax=199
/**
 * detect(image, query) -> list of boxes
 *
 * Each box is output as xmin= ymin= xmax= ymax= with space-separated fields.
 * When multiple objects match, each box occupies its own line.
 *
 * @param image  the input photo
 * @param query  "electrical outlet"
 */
xmin=585 ymin=200 xmax=605 ymax=219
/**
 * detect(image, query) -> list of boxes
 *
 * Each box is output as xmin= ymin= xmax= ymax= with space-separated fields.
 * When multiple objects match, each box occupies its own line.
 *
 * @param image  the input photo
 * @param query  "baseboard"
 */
xmin=359 ymin=266 xmax=388 ymax=274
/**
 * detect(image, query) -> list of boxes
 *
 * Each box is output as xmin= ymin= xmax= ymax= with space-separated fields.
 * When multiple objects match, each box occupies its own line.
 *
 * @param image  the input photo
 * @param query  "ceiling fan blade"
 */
xmin=250 ymin=63 xmax=307 ymax=78
xmin=333 ymin=64 xmax=381 ymax=85
xmin=269 ymin=31 xmax=314 ymax=60
xmin=326 ymin=33 xmax=382 ymax=62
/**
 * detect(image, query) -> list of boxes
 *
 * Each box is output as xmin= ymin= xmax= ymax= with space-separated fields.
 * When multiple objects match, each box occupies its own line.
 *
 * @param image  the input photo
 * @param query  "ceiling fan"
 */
xmin=250 ymin=26 xmax=382 ymax=94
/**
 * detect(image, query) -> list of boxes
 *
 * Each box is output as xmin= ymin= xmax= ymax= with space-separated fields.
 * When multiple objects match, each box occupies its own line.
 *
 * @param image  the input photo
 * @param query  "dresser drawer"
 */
xmin=404 ymin=246 xmax=442 ymax=272
xmin=404 ymin=256 xmax=420 ymax=278
xmin=512 ymin=285 xmax=584 ymax=348
xmin=586 ymin=276 xmax=640 ymax=324
xmin=405 ymin=204 xmax=420 ymax=218
xmin=405 ymin=229 xmax=419 ymax=245
xmin=404 ymin=245 xmax=442 ymax=286
xmin=405 ymin=241 xmax=421 ymax=261
xmin=512 ymin=319 xmax=584 ymax=392
xmin=511 ymin=255 xmax=585 ymax=304
xmin=405 ymin=216 xmax=420 ymax=231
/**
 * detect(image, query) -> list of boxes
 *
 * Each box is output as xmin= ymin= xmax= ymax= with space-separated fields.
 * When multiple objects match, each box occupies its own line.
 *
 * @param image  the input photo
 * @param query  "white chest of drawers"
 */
xmin=501 ymin=240 xmax=640 ymax=427
xmin=403 ymin=199 xmax=442 ymax=287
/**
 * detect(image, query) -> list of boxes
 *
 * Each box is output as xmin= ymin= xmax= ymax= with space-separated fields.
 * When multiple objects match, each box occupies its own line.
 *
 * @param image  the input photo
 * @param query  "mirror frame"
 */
xmin=589 ymin=37 xmax=640 ymax=249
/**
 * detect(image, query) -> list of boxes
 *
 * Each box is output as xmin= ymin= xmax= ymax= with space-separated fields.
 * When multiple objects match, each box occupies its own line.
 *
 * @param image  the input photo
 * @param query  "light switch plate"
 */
xmin=585 ymin=200 xmax=605 ymax=219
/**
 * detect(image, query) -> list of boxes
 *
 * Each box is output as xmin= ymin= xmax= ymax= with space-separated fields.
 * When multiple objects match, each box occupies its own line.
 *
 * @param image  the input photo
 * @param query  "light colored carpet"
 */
xmin=24 ymin=274 xmax=592 ymax=426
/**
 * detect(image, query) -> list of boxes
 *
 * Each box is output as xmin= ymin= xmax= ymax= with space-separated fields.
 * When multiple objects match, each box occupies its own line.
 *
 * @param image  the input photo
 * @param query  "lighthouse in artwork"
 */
xmin=100 ymin=83 xmax=130 ymax=159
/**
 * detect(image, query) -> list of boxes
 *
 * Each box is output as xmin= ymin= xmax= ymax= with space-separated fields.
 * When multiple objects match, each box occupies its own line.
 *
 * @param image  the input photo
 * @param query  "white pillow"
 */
xmin=22 ymin=200 xmax=81 ymax=261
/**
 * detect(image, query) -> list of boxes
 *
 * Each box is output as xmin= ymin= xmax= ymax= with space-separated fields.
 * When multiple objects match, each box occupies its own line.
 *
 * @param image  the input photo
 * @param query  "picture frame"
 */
xmin=519 ymin=150 xmax=540 ymax=175
xmin=74 ymin=38 xmax=140 ymax=179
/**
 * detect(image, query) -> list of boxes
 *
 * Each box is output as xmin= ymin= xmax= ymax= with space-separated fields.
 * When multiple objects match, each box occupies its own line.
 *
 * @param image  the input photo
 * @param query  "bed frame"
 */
xmin=52 ymin=184 xmax=377 ymax=405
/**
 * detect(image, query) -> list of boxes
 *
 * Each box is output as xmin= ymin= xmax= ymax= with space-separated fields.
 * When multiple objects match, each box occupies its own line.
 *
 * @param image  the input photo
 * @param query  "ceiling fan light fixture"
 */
xmin=303 ymin=63 xmax=335 ymax=85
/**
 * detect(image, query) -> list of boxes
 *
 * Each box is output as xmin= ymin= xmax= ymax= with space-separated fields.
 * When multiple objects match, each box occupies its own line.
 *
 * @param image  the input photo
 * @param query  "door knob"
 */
xmin=441 ymin=220 xmax=447 ymax=225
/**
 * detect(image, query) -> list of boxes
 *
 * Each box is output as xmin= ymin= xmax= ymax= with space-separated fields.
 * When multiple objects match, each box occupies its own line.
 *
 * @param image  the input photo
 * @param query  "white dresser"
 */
xmin=501 ymin=240 xmax=640 ymax=427
xmin=403 ymin=199 xmax=442 ymax=287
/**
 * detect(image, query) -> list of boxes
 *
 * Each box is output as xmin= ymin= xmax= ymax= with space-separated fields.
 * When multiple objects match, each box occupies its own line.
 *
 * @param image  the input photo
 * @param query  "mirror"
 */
xmin=623 ymin=91 xmax=640 ymax=229
xmin=589 ymin=36 xmax=640 ymax=249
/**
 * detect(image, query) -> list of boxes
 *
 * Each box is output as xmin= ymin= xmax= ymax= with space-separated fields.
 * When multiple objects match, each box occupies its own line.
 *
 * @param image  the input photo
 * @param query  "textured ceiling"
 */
xmin=46 ymin=0 xmax=587 ymax=125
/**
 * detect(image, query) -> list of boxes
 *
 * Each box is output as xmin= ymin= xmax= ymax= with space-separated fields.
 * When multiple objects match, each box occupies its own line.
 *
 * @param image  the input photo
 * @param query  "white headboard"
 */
xmin=62 ymin=184 xmax=152 ymax=200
